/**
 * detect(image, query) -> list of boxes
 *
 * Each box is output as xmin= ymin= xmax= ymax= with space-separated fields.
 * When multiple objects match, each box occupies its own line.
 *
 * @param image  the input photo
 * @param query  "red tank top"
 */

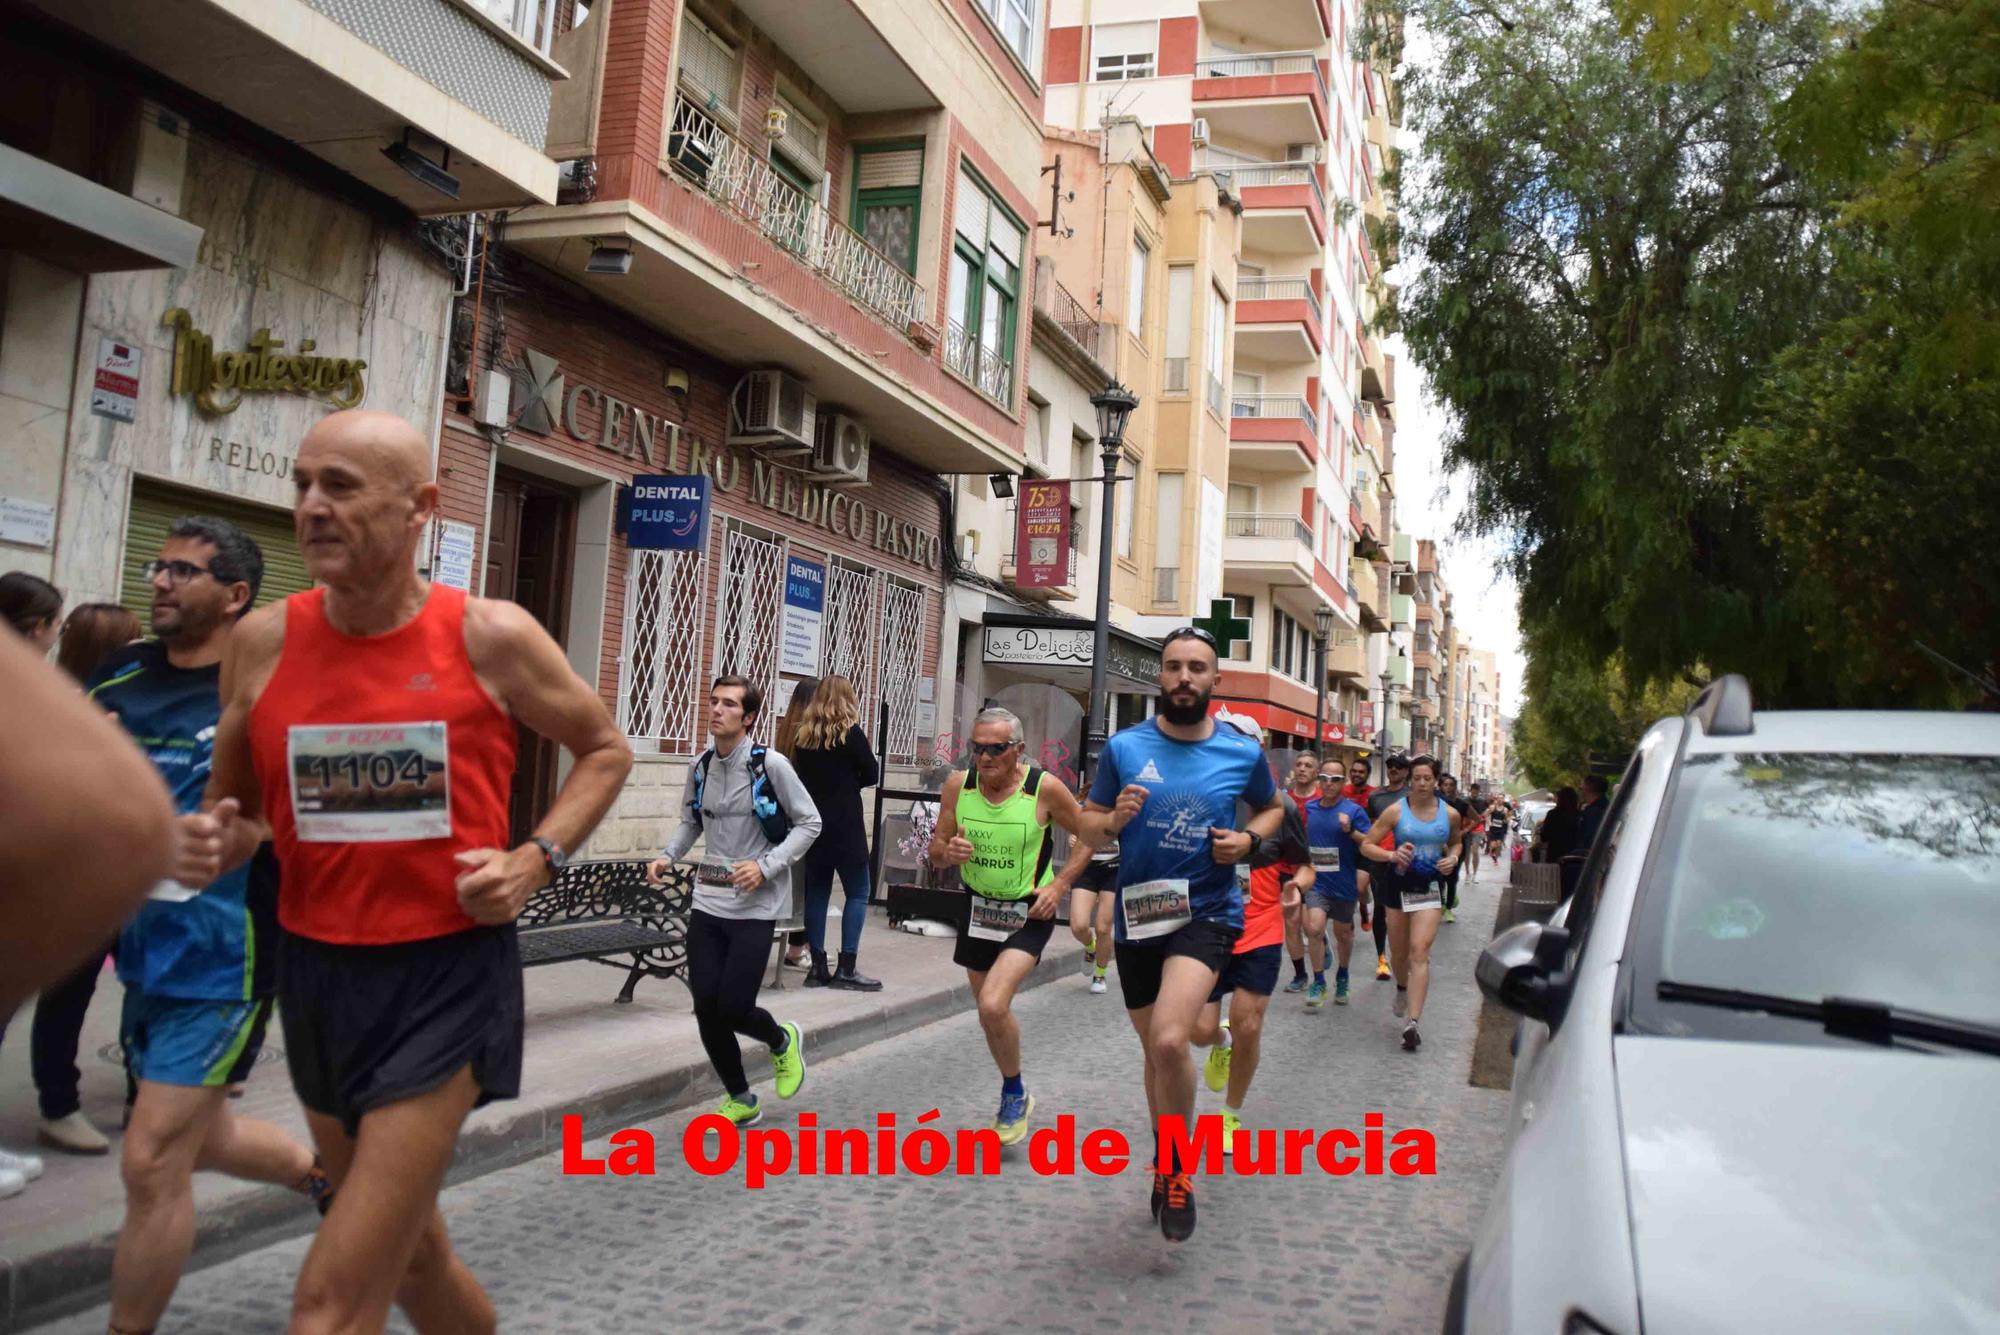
xmin=1239 ymin=791 xmax=1311 ymax=954
xmin=248 ymin=585 xmax=517 ymax=944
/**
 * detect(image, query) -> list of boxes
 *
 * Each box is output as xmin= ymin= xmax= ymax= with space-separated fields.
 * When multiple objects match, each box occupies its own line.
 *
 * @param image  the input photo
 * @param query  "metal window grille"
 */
xmin=713 ymin=522 xmax=787 ymax=744
xmin=821 ymin=559 xmax=881 ymax=734
xmin=616 ymin=546 xmax=710 ymax=755
xmin=877 ymin=578 xmax=929 ymax=762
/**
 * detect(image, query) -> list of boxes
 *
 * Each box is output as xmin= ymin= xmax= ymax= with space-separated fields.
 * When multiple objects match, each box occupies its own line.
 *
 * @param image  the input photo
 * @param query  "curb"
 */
xmin=4 ymin=948 xmax=1081 ymax=1333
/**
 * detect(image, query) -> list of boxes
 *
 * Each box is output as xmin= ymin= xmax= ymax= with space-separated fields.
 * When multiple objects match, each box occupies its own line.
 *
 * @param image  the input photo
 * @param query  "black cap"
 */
xmin=1387 ymin=752 xmax=1413 ymax=769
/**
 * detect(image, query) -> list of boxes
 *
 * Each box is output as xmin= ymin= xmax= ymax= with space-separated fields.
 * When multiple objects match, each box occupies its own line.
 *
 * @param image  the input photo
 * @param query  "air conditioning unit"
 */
xmin=728 ymin=370 xmax=817 ymax=453
xmin=811 ymin=413 xmax=871 ymax=485
xmin=1191 ymin=118 xmax=1211 ymax=146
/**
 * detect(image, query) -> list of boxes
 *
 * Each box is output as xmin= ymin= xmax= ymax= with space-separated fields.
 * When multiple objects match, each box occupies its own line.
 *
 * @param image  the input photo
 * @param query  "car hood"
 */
xmin=1615 ymin=1037 xmax=2000 ymax=1334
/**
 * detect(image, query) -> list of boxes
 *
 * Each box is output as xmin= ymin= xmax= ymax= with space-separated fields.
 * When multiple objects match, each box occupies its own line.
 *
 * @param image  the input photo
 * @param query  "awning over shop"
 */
xmin=980 ymin=611 xmax=1162 ymax=695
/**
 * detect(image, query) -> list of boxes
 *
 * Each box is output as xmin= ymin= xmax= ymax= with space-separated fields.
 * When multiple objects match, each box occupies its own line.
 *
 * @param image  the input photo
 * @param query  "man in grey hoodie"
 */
xmin=648 ymin=675 xmax=823 ymax=1126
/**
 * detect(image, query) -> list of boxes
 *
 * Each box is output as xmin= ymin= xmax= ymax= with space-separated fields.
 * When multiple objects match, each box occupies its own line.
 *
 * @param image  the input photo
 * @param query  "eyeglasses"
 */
xmin=142 ymin=560 xmax=216 ymax=587
xmin=969 ymin=741 xmax=1018 ymax=759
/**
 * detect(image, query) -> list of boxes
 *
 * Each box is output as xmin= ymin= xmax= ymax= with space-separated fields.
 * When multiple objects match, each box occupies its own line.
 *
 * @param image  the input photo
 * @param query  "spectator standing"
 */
xmin=1575 ymin=774 xmax=1611 ymax=851
xmin=0 ymin=571 xmax=63 ymax=655
xmin=776 ymin=676 xmax=820 ymax=970
xmin=1535 ymin=787 xmax=1583 ymax=864
xmin=788 ymin=676 xmax=883 ymax=990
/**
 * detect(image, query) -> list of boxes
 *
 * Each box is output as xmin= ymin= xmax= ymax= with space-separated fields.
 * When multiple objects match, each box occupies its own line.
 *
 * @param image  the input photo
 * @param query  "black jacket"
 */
xmin=790 ymin=724 xmax=879 ymax=868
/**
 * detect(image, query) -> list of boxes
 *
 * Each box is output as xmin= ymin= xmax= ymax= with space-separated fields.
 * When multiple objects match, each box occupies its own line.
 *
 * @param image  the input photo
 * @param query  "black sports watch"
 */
xmin=529 ymin=836 xmax=569 ymax=884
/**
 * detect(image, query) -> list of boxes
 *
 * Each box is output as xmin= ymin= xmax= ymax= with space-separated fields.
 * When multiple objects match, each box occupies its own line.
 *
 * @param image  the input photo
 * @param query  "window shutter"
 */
xmin=954 ymin=169 xmax=991 ymax=245
xmin=857 ymin=147 xmax=923 ymax=191
xmin=678 ymin=14 xmax=739 ymax=116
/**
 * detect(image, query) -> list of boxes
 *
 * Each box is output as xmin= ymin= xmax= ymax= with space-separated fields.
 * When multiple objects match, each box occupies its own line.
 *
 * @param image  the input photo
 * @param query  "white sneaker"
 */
xmin=1088 ymin=976 xmax=1107 ymax=995
xmin=38 ymin=1112 xmax=109 ymax=1155
xmin=0 ymin=1165 xmax=25 ymax=1198
xmin=1392 ymin=988 xmax=1408 ymax=1018
xmin=0 ymin=1147 xmax=44 ymax=1181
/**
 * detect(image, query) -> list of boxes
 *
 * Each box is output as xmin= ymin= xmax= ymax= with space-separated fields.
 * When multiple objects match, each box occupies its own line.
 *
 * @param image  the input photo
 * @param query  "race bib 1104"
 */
xmin=288 ymin=723 xmax=450 ymax=843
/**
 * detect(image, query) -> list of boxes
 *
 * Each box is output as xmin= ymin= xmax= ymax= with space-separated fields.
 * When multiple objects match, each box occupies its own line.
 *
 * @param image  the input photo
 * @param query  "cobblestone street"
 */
xmin=36 ymin=866 xmax=1512 ymax=1335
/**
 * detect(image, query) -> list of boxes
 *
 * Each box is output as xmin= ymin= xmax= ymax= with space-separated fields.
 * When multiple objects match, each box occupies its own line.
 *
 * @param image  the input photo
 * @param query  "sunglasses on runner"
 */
xmin=1162 ymin=626 xmax=1218 ymax=650
xmin=969 ymin=741 xmax=1018 ymax=758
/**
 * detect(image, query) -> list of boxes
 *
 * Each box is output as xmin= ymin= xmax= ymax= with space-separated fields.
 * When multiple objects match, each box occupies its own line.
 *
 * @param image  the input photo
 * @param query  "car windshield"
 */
xmin=1631 ymin=751 xmax=2000 ymax=1037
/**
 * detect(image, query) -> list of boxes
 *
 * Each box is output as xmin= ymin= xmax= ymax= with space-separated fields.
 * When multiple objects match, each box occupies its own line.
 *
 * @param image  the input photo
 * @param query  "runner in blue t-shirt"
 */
xmin=1080 ymin=627 xmax=1284 ymax=1244
xmin=1301 ymin=781 xmax=1371 ymax=1006
xmin=91 ymin=518 xmax=328 ymax=1335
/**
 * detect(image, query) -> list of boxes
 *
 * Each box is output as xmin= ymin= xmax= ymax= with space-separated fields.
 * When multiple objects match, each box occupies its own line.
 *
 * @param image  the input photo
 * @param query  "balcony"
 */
xmin=947 ymin=322 xmax=1015 ymax=406
xmin=1229 ymin=395 xmax=1317 ymax=475
xmin=1198 ymin=0 xmax=1332 ymax=50
xmin=1361 ymin=334 xmax=1390 ymax=403
xmin=1328 ymin=633 xmax=1368 ymax=680
xmin=1211 ymin=160 xmax=1326 ymax=255
xmin=1033 ymin=261 xmax=1104 ymax=364
xmin=1223 ymin=511 xmax=1314 ymax=587
xmin=1234 ymin=276 xmax=1323 ymax=364
xmin=21 ymin=0 xmax=562 ymax=212
xmin=1193 ymin=52 xmax=1329 ymax=150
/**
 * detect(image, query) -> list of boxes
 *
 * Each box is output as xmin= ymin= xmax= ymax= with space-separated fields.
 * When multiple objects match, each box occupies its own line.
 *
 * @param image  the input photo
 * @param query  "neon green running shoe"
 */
xmin=1220 ymin=1109 xmax=1241 ymax=1156
xmin=993 ymin=1090 xmax=1035 ymax=1146
xmin=772 ymin=1021 xmax=806 ymax=1099
xmin=1203 ymin=1036 xmax=1233 ymax=1094
xmin=718 ymin=1094 xmax=763 ymax=1126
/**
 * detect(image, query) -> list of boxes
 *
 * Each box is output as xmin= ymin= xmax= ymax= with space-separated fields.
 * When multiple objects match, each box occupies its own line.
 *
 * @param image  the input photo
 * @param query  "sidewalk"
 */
xmin=0 ymin=912 xmax=1091 ymax=1333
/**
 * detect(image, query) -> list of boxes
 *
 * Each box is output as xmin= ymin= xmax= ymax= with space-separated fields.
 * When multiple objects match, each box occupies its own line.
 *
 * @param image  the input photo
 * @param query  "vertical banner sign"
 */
xmin=780 ymin=555 xmax=827 ymax=675
xmin=1015 ymin=479 xmax=1072 ymax=589
xmin=90 ymin=336 xmax=141 ymax=423
xmin=628 ymin=475 xmax=710 ymax=550
xmin=1359 ymin=702 xmax=1376 ymax=737
xmin=432 ymin=520 xmax=477 ymax=591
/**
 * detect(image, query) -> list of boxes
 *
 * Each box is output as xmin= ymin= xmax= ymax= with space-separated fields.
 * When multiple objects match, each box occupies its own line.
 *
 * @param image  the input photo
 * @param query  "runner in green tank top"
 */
xmin=930 ymin=707 xmax=1094 ymax=1145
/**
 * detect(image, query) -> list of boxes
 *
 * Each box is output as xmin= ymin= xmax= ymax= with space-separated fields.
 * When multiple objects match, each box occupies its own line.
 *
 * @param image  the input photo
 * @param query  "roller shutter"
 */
xmin=119 ymin=480 xmax=310 ymax=623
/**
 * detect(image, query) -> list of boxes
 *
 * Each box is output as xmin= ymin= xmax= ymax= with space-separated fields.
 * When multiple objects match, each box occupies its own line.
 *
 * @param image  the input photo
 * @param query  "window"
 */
xmin=979 ymin=0 xmax=1038 ymax=70
xmin=677 ymin=12 xmax=740 ymax=120
xmin=712 ymin=520 xmax=787 ymax=744
xmin=852 ymin=142 xmax=924 ymax=275
xmin=1093 ymin=22 xmax=1157 ymax=80
xmin=1116 ymin=464 xmax=1136 ymax=560
xmin=1072 ymin=435 xmax=1092 ymax=552
xmin=771 ymin=92 xmax=825 ymax=180
xmin=948 ymin=167 xmax=1025 ymax=405
xmin=1154 ymin=472 xmax=1184 ymax=577
xmin=1228 ymin=481 xmax=1256 ymax=513
xmin=1165 ymin=265 xmax=1193 ymax=391
xmin=1204 ymin=283 xmax=1229 ymax=416
xmin=467 ymin=0 xmax=557 ymax=52
xmin=1127 ymin=237 xmax=1151 ymax=335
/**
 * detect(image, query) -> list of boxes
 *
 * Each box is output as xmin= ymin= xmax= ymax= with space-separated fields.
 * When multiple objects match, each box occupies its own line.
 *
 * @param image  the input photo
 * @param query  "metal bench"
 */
xmin=517 ymin=859 xmax=691 ymax=1003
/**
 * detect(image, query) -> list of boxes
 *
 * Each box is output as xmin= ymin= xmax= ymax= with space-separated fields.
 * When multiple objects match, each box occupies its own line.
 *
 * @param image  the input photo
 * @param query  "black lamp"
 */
xmin=1090 ymin=380 xmax=1139 ymax=449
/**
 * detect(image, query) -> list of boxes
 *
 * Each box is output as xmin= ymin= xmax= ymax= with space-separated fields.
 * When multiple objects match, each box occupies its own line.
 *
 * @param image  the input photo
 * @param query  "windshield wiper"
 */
xmin=1656 ymin=980 xmax=2000 ymax=1057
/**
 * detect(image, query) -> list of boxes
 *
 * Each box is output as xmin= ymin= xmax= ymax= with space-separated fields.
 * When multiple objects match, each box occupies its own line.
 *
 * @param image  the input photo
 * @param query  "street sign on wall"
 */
xmin=626 ymin=474 xmax=710 ymax=550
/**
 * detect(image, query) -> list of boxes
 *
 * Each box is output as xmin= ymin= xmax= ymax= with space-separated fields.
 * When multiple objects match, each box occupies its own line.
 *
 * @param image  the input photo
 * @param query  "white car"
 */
xmin=1453 ymin=677 xmax=2000 ymax=1334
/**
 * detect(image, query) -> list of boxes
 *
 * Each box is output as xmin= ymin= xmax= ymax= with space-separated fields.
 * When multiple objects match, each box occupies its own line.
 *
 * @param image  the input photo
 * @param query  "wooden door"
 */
xmin=487 ymin=471 xmax=576 ymax=844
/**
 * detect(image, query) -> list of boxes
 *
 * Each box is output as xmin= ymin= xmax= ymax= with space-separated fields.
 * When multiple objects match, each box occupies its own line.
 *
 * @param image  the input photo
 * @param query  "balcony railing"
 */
xmin=1230 ymin=393 xmax=1320 ymax=439
xmin=1195 ymin=51 xmax=1330 ymax=107
xmin=945 ymin=321 xmax=1014 ymax=404
xmin=1226 ymin=512 xmax=1313 ymax=547
xmin=1211 ymin=159 xmax=1328 ymax=216
xmin=1164 ymin=357 xmax=1191 ymax=393
xmin=1154 ymin=567 xmax=1180 ymax=603
xmin=1236 ymin=276 xmax=1324 ymax=327
xmin=1037 ymin=268 xmax=1101 ymax=360
xmin=667 ymin=96 xmax=928 ymax=334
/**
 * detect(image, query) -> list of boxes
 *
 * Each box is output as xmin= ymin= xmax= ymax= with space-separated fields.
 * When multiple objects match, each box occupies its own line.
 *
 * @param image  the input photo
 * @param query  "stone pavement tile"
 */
xmin=32 ymin=865 xmax=1516 ymax=1334
xmin=0 ymin=911 xmax=1088 ymax=1333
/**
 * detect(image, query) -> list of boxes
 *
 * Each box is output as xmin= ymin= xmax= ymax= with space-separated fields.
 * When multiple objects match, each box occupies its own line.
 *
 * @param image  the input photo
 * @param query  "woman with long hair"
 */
xmin=0 ymin=571 xmax=63 ymax=655
xmin=56 ymin=603 xmax=142 ymax=685
xmin=788 ymin=676 xmax=883 ymax=989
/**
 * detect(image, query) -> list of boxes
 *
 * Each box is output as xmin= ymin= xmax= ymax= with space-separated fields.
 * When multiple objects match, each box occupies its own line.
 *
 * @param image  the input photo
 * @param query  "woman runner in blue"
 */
xmin=1357 ymin=755 xmax=1461 ymax=1051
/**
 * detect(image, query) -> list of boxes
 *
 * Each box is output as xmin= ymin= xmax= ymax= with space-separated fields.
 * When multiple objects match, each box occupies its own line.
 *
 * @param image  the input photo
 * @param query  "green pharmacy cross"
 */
xmin=1192 ymin=598 xmax=1252 ymax=657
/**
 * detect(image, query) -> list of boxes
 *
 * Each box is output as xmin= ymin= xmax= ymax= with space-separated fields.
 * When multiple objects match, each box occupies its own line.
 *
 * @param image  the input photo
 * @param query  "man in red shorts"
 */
xmin=189 ymin=410 xmax=633 ymax=1333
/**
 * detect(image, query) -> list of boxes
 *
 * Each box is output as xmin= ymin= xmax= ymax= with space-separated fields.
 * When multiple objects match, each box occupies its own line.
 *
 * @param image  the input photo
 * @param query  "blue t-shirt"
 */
xmin=1305 ymin=795 xmax=1370 ymax=899
xmin=1089 ymin=719 xmax=1277 ymax=938
xmin=89 ymin=643 xmax=275 ymax=1002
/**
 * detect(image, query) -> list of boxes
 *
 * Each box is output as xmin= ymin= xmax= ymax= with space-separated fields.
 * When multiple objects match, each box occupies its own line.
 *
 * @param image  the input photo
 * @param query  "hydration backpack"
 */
xmin=690 ymin=744 xmax=792 ymax=844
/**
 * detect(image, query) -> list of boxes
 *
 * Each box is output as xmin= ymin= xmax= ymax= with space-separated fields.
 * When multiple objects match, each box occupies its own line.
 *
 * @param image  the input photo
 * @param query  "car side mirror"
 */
xmin=1476 ymin=921 xmax=1573 ymax=1023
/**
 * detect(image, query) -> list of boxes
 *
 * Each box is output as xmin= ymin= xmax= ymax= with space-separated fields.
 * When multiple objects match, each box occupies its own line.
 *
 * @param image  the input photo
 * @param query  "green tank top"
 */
xmin=955 ymin=766 xmax=1053 ymax=900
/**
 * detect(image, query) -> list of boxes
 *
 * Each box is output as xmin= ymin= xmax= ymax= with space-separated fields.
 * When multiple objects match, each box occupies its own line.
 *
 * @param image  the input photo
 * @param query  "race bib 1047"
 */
xmin=288 ymin=723 xmax=450 ymax=843
xmin=967 ymin=893 xmax=1031 ymax=941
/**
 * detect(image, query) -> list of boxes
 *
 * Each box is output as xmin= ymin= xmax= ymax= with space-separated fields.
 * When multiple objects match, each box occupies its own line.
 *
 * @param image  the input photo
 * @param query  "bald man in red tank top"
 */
xmin=183 ymin=410 xmax=633 ymax=1335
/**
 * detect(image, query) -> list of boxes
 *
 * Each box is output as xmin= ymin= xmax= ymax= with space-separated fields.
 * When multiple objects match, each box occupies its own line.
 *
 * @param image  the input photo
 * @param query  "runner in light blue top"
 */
xmin=1358 ymin=755 xmax=1462 ymax=1052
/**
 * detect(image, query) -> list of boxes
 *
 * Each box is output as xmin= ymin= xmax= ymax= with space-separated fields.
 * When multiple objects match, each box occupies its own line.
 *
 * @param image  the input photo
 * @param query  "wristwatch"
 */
xmin=529 ymin=836 xmax=569 ymax=884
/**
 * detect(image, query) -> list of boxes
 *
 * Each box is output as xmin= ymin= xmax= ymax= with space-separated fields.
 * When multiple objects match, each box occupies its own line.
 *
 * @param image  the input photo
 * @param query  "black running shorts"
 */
xmin=952 ymin=897 xmax=1057 ymax=973
xmin=1206 ymin=942 xmax=1283 ymax=1002
xmin=279 ymin=925 xmax=524 ymax=1137
xmin=1113 ymin=919 xmax=1241 ymax=1010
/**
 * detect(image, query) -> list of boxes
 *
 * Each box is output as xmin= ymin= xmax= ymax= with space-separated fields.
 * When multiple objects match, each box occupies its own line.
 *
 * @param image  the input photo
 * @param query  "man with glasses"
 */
xmin=1079 ymin=626 xmax=1286 ymax=1242
xmin=90 ymin=518 xmax=331 ymax=1335
xmin=930 ymin=707 xmax=1090 ymax=1145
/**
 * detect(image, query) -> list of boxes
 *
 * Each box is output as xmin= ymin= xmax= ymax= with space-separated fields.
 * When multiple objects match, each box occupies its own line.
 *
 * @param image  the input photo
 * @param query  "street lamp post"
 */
xmin=1084 ymin=380 xmax=1139 ymax=783
xmin=1377 ymin=669 xmax=1392 ymax=785
xmin=1312 ymin=605 xmax=1335 ymax=760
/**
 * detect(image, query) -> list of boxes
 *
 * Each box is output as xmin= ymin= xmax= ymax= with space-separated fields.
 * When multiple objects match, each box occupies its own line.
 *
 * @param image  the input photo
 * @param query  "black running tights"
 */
xmin=687 ymin=910 xmax=787 ymax=1098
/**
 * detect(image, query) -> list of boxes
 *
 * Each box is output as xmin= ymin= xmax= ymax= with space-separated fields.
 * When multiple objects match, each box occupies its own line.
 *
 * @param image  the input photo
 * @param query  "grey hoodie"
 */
xmin=659 ymin=738 xmax=823 ymax=920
